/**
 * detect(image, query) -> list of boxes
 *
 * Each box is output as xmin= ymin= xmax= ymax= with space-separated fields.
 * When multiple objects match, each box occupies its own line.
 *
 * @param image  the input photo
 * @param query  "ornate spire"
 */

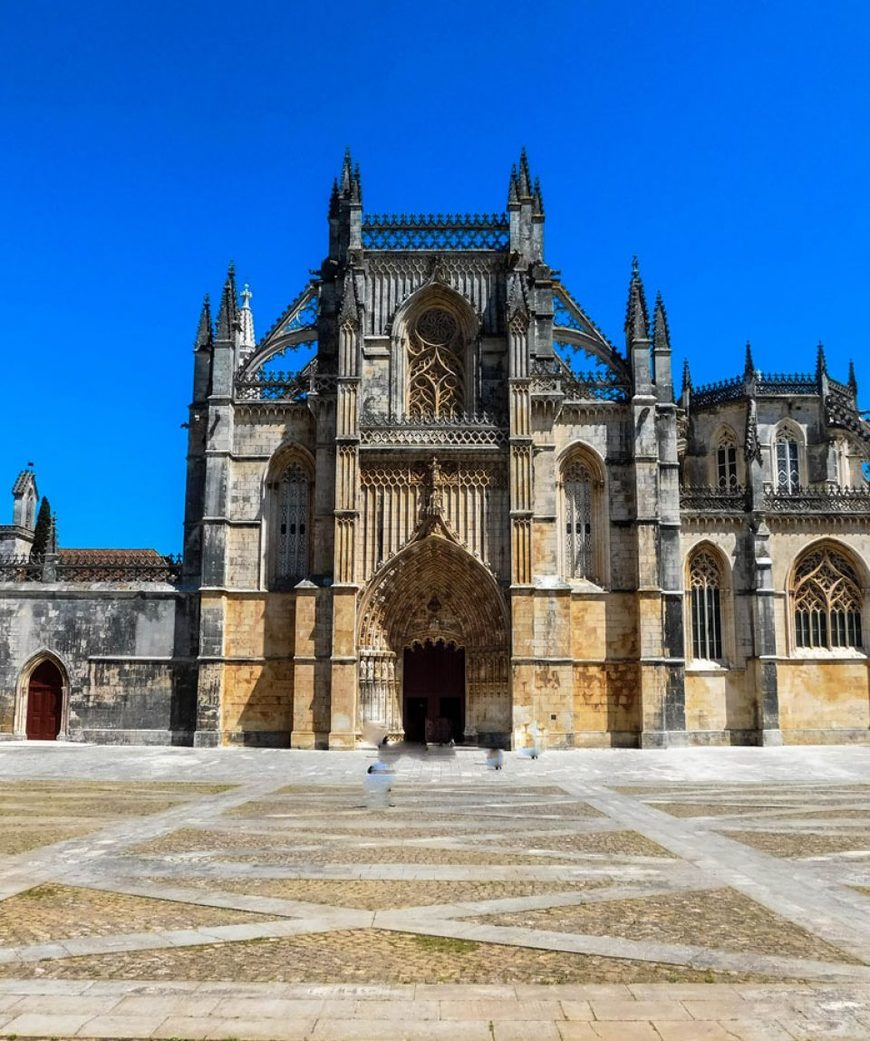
xmin=328 ymin=178 xmax=340 ymax=219
xmin=215 ymin=263 xmax=237 ymax=341
xmin=193 ymin=294 xmax=212 ymax=352
xmin=745 ymin=398 xmax=762 ymax=464
xmin=532 ymin=176 xmax=544 ymax=216
xmin=848 ymin=358 xmax=858 ymax=397
xmin=744 ymin=340 xmax=755 ymax=381
xmin=340 ymin=147 xmax=353 ymax=194
xmin=652 ymin=291 xmax=671 ymax=351
xmin=506 ymin=271 xmax=529 ymax=323
xmin=624 ymin=256 xmax=649 ymax=342
xmin=508 ymin=164 xmax=519 ymax=205
xmin=816 ymin=341 xmax=828 ymax=381
xmin=238 ymin=283 xmax=256 ymax=360
xmin=351 ymin=162 xmax=362 ymax=205
xmin=681 ymin=358 xmax=693 ymax=397
xmin=517 ymin=147 xmax=532 ymax=198
xmin=338 ymin=268 xmax=359 ymax=326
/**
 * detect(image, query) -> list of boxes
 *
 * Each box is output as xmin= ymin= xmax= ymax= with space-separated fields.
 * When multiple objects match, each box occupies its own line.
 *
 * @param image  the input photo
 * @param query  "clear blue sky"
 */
xmin=2 ymin=0 xmax=868 ymax=552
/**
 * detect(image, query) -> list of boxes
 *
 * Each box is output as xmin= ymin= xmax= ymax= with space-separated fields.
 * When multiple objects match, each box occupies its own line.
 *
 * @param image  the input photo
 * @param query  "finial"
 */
xmin=341 ymin=147 xmax=353 ymax=192
xmin=625 ymin=257 xmax=649 ymax=341
xmin=681 ymin=358 xmax=693 ymax=396
xmin=518 ymin=147 xmax=532 ymax=197
xmin=508 ymin=164 xmax=519 ymax=204
xmin=744 ymin=340 xmax=755 ymax=380
xmin=848 ymin=358 xmax=858 ymax=396
xmin=532 ymin=176 xmax=544 ymax=216
xmin=241 ymin=283 xmax=252 ymax=307
xmin=816 ymin=340 xmax=827 ymax=380
xmin=652 ymin=291 xmax=670 ymax=351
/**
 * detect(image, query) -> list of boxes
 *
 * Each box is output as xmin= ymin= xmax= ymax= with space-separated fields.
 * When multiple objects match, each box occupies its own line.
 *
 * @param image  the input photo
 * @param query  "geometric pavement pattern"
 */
xmin=0 ymin=744 xmax=869 ymax=1039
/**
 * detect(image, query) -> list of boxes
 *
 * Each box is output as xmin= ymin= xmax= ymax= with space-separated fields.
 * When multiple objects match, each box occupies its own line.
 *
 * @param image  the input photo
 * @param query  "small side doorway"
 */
xmin=26 ymin=661 xmax=63 ymax=740
xmin=403 ymin=640 xmax=465 ymax=743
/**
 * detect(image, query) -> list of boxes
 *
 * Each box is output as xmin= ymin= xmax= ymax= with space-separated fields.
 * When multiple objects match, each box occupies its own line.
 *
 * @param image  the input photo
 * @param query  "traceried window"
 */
xmin=689 ymin=550 xmax=723 ymax=661
xmin=794 ymin=547 xmax=863 ymax=650
xmin=716 ymin=432 xmax=739 ymax=490
xmin=564 ymin=461 xmax=594 ymax=580
xmin=834 ymin=439 xmax=851 ymax=488
xmin=775 ymin=431 xmax=800 ymax=492
xmin=407 ymin=308 xmax=465 ymax=419
xmin=275 ymin=463 xmax=309 ymax=585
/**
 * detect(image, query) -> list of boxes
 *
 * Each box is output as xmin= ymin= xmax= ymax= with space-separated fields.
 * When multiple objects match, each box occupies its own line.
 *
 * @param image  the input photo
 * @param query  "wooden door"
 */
xmin=26 ymin=661 xmax=62 ymax=740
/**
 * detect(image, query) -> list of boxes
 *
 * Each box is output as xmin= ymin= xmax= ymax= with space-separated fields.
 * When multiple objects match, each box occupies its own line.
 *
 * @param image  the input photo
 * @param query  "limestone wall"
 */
xmin=0 ymin=587 xmax=193 ymax=743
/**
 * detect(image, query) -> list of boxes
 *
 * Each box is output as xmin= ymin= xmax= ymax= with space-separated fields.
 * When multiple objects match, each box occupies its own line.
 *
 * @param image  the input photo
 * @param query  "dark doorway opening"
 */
xmin=26 ymin=661 xmax=63 ymax=740
xmin=403 ymin=640 xmax=465 ymax=743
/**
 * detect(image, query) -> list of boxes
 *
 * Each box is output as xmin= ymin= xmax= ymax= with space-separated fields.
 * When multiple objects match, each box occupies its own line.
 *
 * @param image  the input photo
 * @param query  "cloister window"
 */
xmin=689 ymin=550 xmax=723 ymax=661
xmin=563 ymin=461 xmax=594 ymax=580
xmin=716 ymin=432 xmax=739 ymax=490
xmin=775 ymin=431 xmax=800 ymax=492
xmin=407 ymin=307 xmax=465 ymax=419
xmin=794 ymin=547 xmax=863 ymax=650
xmin=274 ymin=462 xmax=310 ymax=585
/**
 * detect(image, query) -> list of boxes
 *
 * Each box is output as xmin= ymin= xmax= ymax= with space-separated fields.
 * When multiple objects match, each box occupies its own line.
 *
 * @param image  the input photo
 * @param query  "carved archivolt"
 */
xmin=357 ymin=533 xmax=511 ymax=736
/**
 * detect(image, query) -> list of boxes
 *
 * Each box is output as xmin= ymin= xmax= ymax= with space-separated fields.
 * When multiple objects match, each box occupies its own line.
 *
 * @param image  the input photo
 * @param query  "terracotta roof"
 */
xmin=58 ymin=549 xmax=166 ymax=562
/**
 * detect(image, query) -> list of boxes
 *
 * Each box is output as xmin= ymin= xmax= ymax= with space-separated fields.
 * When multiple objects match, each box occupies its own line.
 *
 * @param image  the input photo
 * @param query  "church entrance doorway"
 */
xmin=403 ymin=640 xmax=465 ymax=744
xmin=26 ymin=661 xmax=63 ymax=740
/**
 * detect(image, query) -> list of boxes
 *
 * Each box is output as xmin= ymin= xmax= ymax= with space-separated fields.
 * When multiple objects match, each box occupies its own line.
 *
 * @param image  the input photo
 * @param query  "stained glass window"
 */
xmin=716 ymin=432 xmax=739 ymax=490
xmin=690 ymin=551 xmax=723 ymax=661
xmin=776 ymin=432 xmax=800 ymax=492
xmin=276 ymin=463 xmax=309 ymax=584
xmin=564 ymin=461 xmax=594 ymax=580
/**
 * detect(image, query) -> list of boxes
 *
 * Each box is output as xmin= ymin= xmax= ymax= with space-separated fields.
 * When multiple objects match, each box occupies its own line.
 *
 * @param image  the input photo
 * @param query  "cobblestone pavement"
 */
xmin=0 ymin=742 xmax=869 ymax=1039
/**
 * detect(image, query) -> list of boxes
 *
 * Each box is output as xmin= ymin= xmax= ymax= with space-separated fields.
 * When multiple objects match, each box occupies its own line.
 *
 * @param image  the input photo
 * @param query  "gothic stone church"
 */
xmin=2 ymin=151 xmax=869 ymax=749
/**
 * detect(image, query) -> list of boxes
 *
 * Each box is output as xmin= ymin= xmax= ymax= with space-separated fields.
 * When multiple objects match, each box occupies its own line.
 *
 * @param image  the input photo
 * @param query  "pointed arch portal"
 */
xmin=26 ymin=660 xmax=63 ymax=740
xmin=358 ymin=533 xmax=510 ymax=743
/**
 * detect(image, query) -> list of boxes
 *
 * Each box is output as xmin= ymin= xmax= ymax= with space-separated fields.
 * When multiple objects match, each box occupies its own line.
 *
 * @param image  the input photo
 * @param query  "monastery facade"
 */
xmin=2 ymin=152 xmax=869 ymax=748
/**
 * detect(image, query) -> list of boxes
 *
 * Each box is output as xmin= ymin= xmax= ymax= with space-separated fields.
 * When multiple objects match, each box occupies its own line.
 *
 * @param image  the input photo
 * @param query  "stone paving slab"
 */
xmin=2 ymin=745 xmax=870 ymax=1038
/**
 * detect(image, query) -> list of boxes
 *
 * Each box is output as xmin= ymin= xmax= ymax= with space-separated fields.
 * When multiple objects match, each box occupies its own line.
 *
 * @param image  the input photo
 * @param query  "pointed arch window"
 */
xmin=274 ymin=462 xmax=310 ymax=586
xmin=775 ymin=431 xmax=800 ymax=492
xmin=564 ymin=460 xmax=594 ymax=580
xmin=794 ymin=547 xmax=863 ymax=650
xmin=407 ymin=308 xmax=465 ymax=419
xmin=716 ymin=431 xmax=739 ymax=490
xmin=690 ymin=550 xmax=723 ymax=661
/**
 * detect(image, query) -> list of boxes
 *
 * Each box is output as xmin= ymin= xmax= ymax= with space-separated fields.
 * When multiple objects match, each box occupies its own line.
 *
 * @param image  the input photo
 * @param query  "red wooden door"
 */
xmin=26 ymin=662 xmax=62 ymax=740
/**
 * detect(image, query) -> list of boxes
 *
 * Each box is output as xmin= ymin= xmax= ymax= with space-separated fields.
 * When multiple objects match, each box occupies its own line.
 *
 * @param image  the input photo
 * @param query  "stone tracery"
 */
xmin=407 ymin=307 xmax=465 ymax=419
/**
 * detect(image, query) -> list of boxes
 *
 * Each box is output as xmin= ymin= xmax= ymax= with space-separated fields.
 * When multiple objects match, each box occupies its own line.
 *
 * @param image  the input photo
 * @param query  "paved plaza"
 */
xmin=0 ymin=744 xmax=869 ymax=1039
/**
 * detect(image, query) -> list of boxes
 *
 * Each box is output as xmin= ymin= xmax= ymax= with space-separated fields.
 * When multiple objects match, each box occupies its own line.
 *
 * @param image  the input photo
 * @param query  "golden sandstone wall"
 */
xmin=220 ymin=593 xmax=295 ymax=744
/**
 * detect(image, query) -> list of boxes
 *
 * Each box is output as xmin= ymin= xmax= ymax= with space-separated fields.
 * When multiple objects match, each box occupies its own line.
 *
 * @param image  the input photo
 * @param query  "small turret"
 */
xmin=215 ymin=263 xmax=238 ymax=342
xmin=11 ymin=468 xmax=38 ymax=530
xmin=191 ymin=294 xmax=213 ymax=404
xmin=508 ymin=148 xmax=544 ymax=263
xmin=625 ymin=258 xmax=652 ymax=394
xmin=651 ymin=291 xmax=673 ymax=401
